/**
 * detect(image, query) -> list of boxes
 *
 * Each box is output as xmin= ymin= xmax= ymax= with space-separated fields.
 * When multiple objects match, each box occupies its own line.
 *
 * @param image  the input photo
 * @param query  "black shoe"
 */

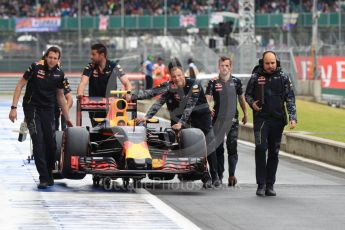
xmin=48 ymin=171 xmax=54 ymax=186
xmin=48 ymin=177 xmax=54 ymax=186
xmin=265 ymin=185 xmax=276 ymax=196
xmin=203 ymin=179 xmax=213 ymax=189
xmin=37 ymin=181 xmax=49 ymax=189
xmin=212 ymin=178 xmax=221 ymax=188
xmin=256 ymin=184 xmax=265 ymax=196
xmin=218 ymin=176 xmax=223 ymax=185
xmin=201 ymin=172 xmax=213 ymax=189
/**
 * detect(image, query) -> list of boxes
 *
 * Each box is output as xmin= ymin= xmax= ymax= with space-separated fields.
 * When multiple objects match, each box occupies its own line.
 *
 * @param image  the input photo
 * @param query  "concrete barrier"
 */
xmin=284 ymin=133 xmax=345 ymax=168
xmin=296 ymin=79 xmax=322 ymax=102
xmin=138 ymin=100 xmax=345 ymax=169
xmin=238 ymin=123 xmax=345 ymax=168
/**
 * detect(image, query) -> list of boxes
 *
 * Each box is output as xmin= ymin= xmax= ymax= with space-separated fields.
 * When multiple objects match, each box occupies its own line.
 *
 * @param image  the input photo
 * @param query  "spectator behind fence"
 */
xmin=185 ymin=58 xmax=199 ymax=79
xmin=1 ymin=0 xmax=338 ymax=17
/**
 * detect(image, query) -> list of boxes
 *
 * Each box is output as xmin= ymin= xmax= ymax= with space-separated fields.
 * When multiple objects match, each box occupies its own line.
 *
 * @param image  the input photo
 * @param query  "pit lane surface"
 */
xmin=140 ymin=115 xmax=345 ymax=229
xmin=0 ymin=97 xmax=199 ymax=230
xmin=1 ymin=96 xmax=345 ymax=230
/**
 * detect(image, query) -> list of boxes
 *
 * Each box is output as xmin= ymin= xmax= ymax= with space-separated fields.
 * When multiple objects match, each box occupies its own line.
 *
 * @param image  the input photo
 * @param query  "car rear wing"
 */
xmin=76 ymin=95 xmax=137 ymax=126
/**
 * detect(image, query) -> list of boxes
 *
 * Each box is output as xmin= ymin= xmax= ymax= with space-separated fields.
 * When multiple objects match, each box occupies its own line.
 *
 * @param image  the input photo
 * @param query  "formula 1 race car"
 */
xmin=53 ymin=91 xmax=210 ymax=189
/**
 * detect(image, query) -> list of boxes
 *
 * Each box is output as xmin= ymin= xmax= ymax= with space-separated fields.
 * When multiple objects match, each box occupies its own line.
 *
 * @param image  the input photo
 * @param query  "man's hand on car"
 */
xmin=172 ymin=122 xmax=182 ymax=130
xmin=135 ymin=117 xmax=147 ymax=125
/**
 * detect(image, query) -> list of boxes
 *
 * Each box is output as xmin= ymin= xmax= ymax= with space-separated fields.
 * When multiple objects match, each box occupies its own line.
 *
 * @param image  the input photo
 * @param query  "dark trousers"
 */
xmin=24 ymin=105 xmax=56 ymax=182
xmin=145 ymin=75 xmax=153 ymax=89
xmin=253 ymin=118 xmax=284 ymax=186
xmin=203 ymin=128 xmax=218 ymax=181
xmin=214 ymin=121 xmax=239 ymax=179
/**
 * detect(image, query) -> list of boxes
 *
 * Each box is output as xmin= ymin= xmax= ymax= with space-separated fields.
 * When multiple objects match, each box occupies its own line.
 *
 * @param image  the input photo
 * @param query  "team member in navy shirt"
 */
xmin=77 ymin=43 xmax=132 ymax=126
xmin=9 ymin=47 xmax=72 ymax=189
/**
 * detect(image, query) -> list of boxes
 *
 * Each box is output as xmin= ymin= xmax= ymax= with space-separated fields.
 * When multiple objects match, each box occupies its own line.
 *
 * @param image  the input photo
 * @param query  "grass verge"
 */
xmin=239 ymin=99 xmax=345 ymax=143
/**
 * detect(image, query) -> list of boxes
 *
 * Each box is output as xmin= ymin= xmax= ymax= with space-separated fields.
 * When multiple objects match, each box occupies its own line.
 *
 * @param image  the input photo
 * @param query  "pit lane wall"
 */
xmin=137 ymin=100 xmax=345 ymax=169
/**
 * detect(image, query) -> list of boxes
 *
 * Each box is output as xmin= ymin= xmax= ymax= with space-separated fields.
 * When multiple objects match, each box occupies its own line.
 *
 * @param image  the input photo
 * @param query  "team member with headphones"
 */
xmin=245 ymin=51 xmax=297 ymax=196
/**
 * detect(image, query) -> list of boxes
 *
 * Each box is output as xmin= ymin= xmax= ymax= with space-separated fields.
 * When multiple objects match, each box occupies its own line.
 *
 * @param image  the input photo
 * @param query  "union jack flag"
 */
xmin=180 ymin=15 xmax=196 ymax=27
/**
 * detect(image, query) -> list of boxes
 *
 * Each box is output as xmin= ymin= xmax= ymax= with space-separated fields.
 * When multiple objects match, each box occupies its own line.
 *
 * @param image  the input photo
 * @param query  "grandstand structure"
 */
xmin=0 ymin=0 xmax=344 ymax=103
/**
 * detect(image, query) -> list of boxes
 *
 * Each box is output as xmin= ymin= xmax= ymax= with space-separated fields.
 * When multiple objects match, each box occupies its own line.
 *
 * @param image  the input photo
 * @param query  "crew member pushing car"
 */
xmin=77 ymin=43 xmax=132 ymax=127
xmin=135 ymin=58 xmax=221 ymax=188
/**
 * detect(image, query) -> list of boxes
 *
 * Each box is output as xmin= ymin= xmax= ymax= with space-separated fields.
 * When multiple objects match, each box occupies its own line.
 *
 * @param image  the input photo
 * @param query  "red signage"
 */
xmin=294 ymin=56 xmax=345 ymax=89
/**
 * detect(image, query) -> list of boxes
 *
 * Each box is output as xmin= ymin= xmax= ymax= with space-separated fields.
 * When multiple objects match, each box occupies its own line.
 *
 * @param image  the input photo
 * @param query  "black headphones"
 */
xmin=258 ymin=50 xmax=281 ymax=67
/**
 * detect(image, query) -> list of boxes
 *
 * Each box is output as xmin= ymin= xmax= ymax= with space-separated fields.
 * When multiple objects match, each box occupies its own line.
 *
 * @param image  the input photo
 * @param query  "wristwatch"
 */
xmin=11 ymin=106 xmax=17 ymax=109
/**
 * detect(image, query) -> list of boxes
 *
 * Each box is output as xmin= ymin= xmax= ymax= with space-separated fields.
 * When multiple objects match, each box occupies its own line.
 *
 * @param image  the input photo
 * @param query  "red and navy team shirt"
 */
xmin=205 ymin=75 xmax=243 ymax=119
xmin=23 ymin=60 xmax=65 ymax=109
